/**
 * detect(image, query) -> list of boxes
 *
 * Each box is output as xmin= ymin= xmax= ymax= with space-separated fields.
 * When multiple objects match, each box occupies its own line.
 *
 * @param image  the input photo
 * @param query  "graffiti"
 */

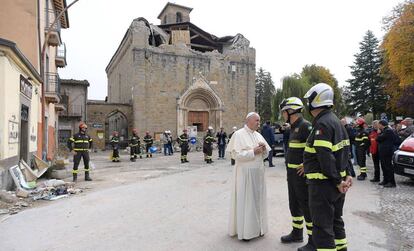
xmin=8 ymin=120 xmax=19 ymax=144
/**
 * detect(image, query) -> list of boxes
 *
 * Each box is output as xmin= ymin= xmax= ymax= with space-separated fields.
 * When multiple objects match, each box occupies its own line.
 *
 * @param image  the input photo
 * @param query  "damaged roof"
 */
xmin=157 ymin=2 xmax=193 ymax=19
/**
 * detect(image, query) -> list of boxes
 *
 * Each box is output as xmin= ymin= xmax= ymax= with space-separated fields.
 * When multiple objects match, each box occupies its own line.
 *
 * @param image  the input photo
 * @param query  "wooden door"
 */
xmin=188 ymin=111 xmax=209 ymax=131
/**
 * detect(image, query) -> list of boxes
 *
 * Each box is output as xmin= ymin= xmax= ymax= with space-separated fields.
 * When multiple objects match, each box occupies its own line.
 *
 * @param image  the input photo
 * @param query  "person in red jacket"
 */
xmin=369 ymin=120 xmax=381 ymax=182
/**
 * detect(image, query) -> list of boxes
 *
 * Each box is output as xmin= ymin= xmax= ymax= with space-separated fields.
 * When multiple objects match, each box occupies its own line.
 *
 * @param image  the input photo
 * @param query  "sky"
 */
xmin=59 ymin=0 xmax=403 ymax=100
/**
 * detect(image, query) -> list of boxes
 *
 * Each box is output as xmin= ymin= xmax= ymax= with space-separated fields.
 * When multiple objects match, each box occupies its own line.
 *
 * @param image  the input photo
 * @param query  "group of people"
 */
xmin=228 ymin=83 xmax=352 ymax=251
xmin=342 ymin=116 xmax=413 ymax=188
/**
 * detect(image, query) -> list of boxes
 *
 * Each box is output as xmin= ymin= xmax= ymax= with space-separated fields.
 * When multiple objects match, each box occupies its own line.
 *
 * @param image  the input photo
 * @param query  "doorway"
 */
xmin=20 ymin=105 xmax=29 ymax=162
xmin=188 ymin=111 xmax=209 ymax=131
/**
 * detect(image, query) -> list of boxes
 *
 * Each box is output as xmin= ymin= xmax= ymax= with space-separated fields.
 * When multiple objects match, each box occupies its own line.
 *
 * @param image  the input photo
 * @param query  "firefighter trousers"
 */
xmin=180 ymin=145 xmax=188 ymax=161
xmin=73 ymin=151 xmax=90 ymax=173
xmin=112 ymin=148 xmax=120 ymax=160
xmin=356 ymin=146 xmax=367 ymax=174
xmin=287 ymin=168 xmax=312 ymax=235
xmin=130 ymin=146 xmax=140 ymax=159
xmin=309 ymin=182 xmax=347 ymax=251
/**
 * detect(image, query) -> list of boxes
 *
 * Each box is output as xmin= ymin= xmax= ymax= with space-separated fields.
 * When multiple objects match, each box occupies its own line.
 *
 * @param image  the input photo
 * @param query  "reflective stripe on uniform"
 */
xmin=69 ymin=137 xmax=74 ymax=142
xmin=305 ymin=146 xmax=316 ymax=153
xmin=73 ymin=148 xmax=89 ymax=151
xmin=305 ymin=221 xmax=313 ymax=227
xmin=74 ymin=140 xmax=90 ymax=143
xmin=306 ymin=171 xmax=346 ymax=180
xmin=292 ymin=216 xmax=304 ymax=221
xmin=289 ymin=142 xmax=306 ymax=148
xmin=313 ymin=139 xmax=350 ymax=152
xmin=335 ymin=239 xmax=347 ymax=245
xmin=292 ymin=223 xmax=303 ymax=229
xmin=72 ymin=170 xmax=79 ymax=174
xmin=313 ymin=140 xmax=332 ymax=149
xmin=287 ymin=163 xmax=302 ymax=169
xmin=337 ymin=245 xmax=347 ymax=250
xmin=355 ymin=136 xmax=368 ymax=141
xmin=307 ymin=229 xmax=312 ymax=235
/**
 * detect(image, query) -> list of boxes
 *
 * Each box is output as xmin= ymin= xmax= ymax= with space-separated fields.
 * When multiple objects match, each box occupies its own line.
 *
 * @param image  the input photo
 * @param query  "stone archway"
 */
xmin=177 ymin=74 xmax=223 ymax=134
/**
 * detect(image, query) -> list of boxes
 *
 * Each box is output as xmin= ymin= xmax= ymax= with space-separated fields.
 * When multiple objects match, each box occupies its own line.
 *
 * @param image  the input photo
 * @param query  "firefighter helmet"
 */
xmin=279 ymin=97 xmax=304 ymax=112
xmin=356 ymin=117 xmax=366 ymax=126
xmin=79 ymin=122 xmax=87 ymax=130
xmin=304 ymin=83 xmax=334 ymax=110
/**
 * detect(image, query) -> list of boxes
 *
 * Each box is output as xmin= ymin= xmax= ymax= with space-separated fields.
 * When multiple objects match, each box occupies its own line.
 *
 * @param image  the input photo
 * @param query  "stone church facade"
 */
xmin=105 ymin=2 xmax=255 ymax=137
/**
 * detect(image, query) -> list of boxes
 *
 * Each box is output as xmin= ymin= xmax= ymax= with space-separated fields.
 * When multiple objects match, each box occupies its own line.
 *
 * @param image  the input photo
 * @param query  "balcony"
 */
xmin=45 ymin=72 xmax=61 ymax=103
xmin=59 ymin=104 xmax=84 ymax=118
xmin=55 ymin=43 xmax=66 ymax=67
xmin=45 ymin=9 xmax=62 ymax=46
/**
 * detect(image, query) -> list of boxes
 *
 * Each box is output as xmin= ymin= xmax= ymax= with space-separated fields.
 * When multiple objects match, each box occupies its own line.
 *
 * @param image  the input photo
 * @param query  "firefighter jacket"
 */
xmin=110 ymin=136 xmax=120 ymax=149
xmin=286 ymin=117 xmax=312 ymax=169
xmin=204 ymin=132 xmax=216 ymax=146
xmin=178 ymin=133 xmax=189 ymax=147
xmin=130 ymin=134 xmax=140 ymax=147
xmin=355 ymin=128 xmax=370 ymax=151
xmin=303 ymin=109 xmax=351 ymax=186
xmin=68 ymin=132 xmax=93 ymax=152
xmin=143 ymin=135 xmax=153 ymax=146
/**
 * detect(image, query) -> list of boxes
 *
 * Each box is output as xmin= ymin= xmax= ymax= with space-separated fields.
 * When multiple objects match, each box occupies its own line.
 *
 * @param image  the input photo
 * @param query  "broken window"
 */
xmin=176 ymin=12 xmax=182 ymax=23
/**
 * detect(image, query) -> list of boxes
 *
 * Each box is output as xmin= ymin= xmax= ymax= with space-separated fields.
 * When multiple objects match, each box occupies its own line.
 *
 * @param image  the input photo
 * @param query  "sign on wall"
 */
xmin=20 ymin=75 xmax=33 ymax=99
xmin=8 ymin=120 xmax=19 ymax=144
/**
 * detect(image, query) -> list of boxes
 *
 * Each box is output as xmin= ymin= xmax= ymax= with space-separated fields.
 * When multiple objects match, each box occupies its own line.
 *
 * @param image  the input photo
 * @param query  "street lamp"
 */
xmin=40 ymin=0 xmax=79 ymax=158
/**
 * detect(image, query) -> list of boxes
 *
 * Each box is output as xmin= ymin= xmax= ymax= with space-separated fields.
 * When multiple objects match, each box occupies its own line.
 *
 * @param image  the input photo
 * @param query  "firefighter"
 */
xmin=279 ymin=97 xmax=314 ymax=251
xmin=67 ymin=122 xmax=93 ymax=182
xmin=355 ymin=117 xmax=370 ymax=180
xmin=130 ymin=128 xmax=141 ymax=161
xmin=178 ymin=129 xmax=190 ymax=163
xmin=204 ymin=126 xmax=216 ymax=164
xmin=144 ymin=131 xmax=153 ymax=158
xmin=303 ymin=83 xmax=352 ymax=251
xmin=110 ymin=131 xmax=120 ymax=162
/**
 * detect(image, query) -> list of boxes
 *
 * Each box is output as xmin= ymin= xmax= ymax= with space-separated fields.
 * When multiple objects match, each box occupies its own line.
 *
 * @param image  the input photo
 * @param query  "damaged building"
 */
xmin=103 ymin=2 xmax=255 ymax=139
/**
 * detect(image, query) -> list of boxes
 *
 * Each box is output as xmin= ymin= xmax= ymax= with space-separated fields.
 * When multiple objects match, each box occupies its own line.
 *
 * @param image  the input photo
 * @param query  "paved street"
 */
xmin=0 ymin=150 xmax=413 ymax=251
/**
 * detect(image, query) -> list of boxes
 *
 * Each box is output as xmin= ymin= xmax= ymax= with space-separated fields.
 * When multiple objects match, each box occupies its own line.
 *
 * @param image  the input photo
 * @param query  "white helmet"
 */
xmin=279 ymin=97 xmax=304 ymax=112
xmin=208 ymin=126 xmax=213 ymax=130
xmin=232 ymin=126 xmax=237 ymax=130
xmin=304 ymin=83 xmax=334 ymax=110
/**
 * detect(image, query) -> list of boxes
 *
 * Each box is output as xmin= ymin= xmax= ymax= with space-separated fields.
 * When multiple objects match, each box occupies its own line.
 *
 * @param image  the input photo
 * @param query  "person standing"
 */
xmin=178 ymin=129 xmax=190 ymax=163
xmin=67 ymin=122 xmax=93 ymax=182
xmin=369 ymin=121 xmax=381 ymax=182
xmin=261 ymin=121 xmax=276 ymax=167
xmin=399 ymin=117 xmax=414 ymax=141
xmin=162 ymin=131 xmax=170 ymax=156
xmin=167 ymin=130 xmax=173 ymax=155
xmin=279 ymin=97 xmax=314 ymax=251
xmin=227 ymin=112 xmax=271 ymax=241
xmin=376 ymin=120 xmax=397 ymax=188
xmin=355 ymin=118 xmax=370 ymax=180
xmin=130 ymin=128 xmax=141 ymax=161
xmin=303 ymin=83 xmax=352 ymax=251
xmin=144 ymin=131 xmax=154 ymax=158
xmin=341 ymin=119 xmax=356 ymax=177
xmin=204 ymin=126 xmax=216 ymax=164
xmin=110 ymin=131 xmax=120 ymax=162
xmin=228 ymin=126 xmax=237 ymax=166
xmin=216 ymin=127 xmax=227 ymax=159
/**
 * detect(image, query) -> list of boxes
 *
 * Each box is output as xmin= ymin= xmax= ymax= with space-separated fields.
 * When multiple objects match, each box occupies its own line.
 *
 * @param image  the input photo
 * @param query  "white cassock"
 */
xmin=227 ymin=125 xmax=271 ymax=240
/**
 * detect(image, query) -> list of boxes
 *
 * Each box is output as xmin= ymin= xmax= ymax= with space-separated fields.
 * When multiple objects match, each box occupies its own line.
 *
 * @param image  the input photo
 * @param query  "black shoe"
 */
xmin=378 ymin=181 xmax=387 ymax=185
xmin=357 ymin=174 xmax=366 ymax=180
xmin=130 ymin=158 xmax=136 ymax=162
xmin=383 ymin=183 xmax=396 ymax=188
xmin=185 ymin=160 xmax=189 ymax=163
xmin=370 ymin=178 xmax=380 ymax=182
xmin=72 ymin=173 xmax=77 ymax=182
xmin=181 ymin=160 xmax=184 ymax=163
xmin=140 ymin=156 xmax=142 ymax=159
xmin=269 ymin=165 xmax=275 ymax=167
xmin=281 ymin=229 xmax=303 ymax=243
xmin=112 ymin=159 xmax=116 ymax=162
xmin=85 ymin=172 xmax=92 ymax=181
xmin=297 ymin=242 xmax=316 ymax=251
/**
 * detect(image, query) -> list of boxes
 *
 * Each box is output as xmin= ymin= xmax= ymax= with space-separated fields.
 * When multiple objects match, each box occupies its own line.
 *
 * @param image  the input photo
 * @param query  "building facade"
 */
xmin=105 ymin=2 xmax=255 ymax=138
xmin=58 ymin=79 xmax=89 ymax=144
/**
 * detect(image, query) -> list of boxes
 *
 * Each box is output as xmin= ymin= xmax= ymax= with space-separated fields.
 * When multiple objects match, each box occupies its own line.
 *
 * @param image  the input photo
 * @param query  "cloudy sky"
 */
xmin=59 ymin=0 xmax=403 ymax=100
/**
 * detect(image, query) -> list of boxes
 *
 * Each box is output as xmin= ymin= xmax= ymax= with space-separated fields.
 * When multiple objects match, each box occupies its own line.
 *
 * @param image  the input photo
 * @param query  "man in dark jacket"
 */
xmin=376 ymin=120 xmax=396 ymax=188
xmin=68 ymin=122 xmax=93 ymax=182
xmin=216 ymin=127 xmax=227 ymax=159
xmin=261 ymin=121 xmax=276 ymax=167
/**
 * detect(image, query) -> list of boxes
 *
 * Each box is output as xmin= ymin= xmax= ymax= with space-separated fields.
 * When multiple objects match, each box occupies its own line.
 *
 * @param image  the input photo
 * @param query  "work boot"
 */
xmin=181 ymin=159 xmax=184 ymax=163
xmin=357 ymin=173 xmax=366 ymax=180
xmin=130 ymin=158 xmax=136 ymax=162
xmin=297 ymin=236 xmax=315 ymax=251
xmin=72 ymin=173 xmax=77 ymax=182
xmin=185 ymin=159 xmax=189 ymax=163
xmin=281 ymin=229 xmax=303 ymax=243
xmin=85 ymin=172 xmax=92 ymax=181
xmin=140 ymin=155 xmax=142 ymax=159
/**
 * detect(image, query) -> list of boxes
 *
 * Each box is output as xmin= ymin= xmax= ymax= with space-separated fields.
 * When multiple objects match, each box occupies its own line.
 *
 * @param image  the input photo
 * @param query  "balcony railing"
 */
xmin=56 ymin=43 xmax=67 ymax=67
xmin=45 ymin=9 xmax=61 ymax=46
xmin=59 ymin=104 xmax=83 ymax=117
xmin=45 ymin=73 xmax=61 ymax=104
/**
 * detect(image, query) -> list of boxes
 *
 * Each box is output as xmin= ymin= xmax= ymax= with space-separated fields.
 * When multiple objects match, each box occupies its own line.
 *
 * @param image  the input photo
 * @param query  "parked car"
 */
xmin=273 ymin=131 xmax=285 ymax=156
xmin=393 ymin=134 xmax=414 ymax=179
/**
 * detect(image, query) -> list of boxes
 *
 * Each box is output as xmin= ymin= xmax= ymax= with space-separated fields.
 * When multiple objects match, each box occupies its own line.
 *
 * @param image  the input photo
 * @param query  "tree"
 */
xmin=300 ymin=64 xmax=345 ymax=116
xmin=255 ymin=68 xmax=275 ymax=122
xmin=346 ymin=31 xmax=388 ymax=118
xmin=381 ymin=1 xmax=414 ymax=115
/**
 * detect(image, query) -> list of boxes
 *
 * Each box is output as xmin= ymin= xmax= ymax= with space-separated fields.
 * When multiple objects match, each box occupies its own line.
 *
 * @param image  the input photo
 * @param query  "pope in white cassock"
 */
xmin=227 ymin=112 xmax=271 ymax=241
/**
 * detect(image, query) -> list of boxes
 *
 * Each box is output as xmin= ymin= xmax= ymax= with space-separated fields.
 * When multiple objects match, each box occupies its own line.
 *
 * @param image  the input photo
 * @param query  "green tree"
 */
xmin=347 ymin=30 xmax=388 ymax=118
xmin=300 ymin=64 xmax=345 ymax=116
xmin=255 ymin=68 xmax=275 ymax=122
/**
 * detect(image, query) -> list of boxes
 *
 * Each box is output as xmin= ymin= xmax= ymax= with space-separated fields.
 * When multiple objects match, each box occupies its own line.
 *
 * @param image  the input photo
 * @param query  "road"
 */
xmin=0 ymin=151 xmax=412 ymax=251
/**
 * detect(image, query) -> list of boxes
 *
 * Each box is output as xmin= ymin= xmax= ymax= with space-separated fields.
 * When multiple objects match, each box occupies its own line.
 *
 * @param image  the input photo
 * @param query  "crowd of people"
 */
xmin=65 ymin=82 xmax=413 ymax=251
